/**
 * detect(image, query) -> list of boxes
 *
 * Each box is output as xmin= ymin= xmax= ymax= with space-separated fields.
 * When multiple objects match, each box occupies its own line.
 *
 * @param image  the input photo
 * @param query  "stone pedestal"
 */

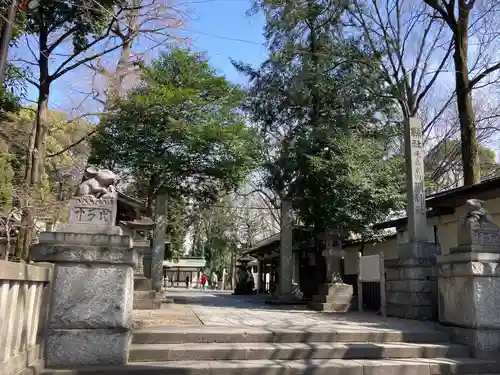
xmin=143 ymin=250 xmax=152 ymax=279
xmin=438 ymin=213 xmax=500 ymax=359
xmin=309 ymin=283 xmax=353 ymax=312
xmin=134 ymin=246 xmax=146 ymax=277
xmin=309 ymin=247 xmax=353 ymax=312
xmin=31 ymin=232 xmax=135 ymax=368
xmin=59 ymin=196 xmax=122 ymax=235
xmin=438 ymin=252 xmax=500 ymax=358
xmin=385 ymin=241 xmax=439 ymax=320
xmin=133 ymin=240 xmax=160 ymax=310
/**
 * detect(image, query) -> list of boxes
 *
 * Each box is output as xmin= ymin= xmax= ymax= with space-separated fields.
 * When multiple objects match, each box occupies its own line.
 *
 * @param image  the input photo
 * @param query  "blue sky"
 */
xmin=29 ymin=0 xmax=268 ymax=113
xmin=179 ymin=0 xmax=267 ymax=85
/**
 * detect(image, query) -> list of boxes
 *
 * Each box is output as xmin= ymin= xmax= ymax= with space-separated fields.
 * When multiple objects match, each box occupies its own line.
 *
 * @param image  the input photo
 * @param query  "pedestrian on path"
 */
xmin=185 ymin=275 xmax=190 ymax=289
xmin=201 ymin=274 xmax=207 ymax=291
xmin=164 ymin=275 xmax=169 ymax=288
xmin=211 ymin=272 xmax=218 ymax=290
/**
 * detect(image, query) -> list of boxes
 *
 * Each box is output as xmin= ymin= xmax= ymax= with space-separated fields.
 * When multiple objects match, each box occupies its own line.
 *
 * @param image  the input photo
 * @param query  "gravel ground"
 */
xmin=132 ymin=303 xmax=202 ymax=328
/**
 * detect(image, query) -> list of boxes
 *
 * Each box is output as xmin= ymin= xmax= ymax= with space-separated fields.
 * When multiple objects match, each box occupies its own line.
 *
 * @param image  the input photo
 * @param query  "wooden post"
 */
xmin=357 ymin=252 xmax=363 ymax=312
xmin=379 ymin=251 xmax=386 ymax=318
xmin=256 ymin=259 xmax=261 ymax=295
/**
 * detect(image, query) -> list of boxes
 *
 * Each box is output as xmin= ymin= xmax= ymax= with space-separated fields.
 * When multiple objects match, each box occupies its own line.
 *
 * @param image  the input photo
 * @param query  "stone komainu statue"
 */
xmin=464 ymin=199 xmax=497 ymax=228
xmin=76 ymin=167 xmax=118 ymax=199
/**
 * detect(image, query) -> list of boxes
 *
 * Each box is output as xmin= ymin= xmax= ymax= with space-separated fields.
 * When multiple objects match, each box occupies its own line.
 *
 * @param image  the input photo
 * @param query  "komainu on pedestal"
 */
xmin=57 ymin=167 xmax=122 ymax=235
xmin=438 ymin=199 xmax=500 ymax=358
xmin=30 ymin=167 xmax=136 ymax=367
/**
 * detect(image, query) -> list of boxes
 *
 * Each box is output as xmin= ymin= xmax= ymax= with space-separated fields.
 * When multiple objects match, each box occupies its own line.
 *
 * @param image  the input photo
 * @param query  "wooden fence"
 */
xmin=0 ymin=260 xmax=52 ymax=375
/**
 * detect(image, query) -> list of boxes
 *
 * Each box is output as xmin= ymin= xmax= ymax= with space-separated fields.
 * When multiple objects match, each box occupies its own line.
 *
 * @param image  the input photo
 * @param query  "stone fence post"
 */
xmin=31 ymin=232 xmax=136 ymax=368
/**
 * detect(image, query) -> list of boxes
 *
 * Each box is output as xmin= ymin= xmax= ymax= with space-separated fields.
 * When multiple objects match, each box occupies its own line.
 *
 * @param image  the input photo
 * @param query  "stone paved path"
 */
xmin=161 ymin=288 xmax=441 ymax=333
xmin=132 ymin=292 xmax=202 ymax=328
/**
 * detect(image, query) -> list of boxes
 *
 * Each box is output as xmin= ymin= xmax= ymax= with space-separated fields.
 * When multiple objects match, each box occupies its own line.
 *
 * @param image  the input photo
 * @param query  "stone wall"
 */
xmin=0 ymin=260 xmax=52 ymax=375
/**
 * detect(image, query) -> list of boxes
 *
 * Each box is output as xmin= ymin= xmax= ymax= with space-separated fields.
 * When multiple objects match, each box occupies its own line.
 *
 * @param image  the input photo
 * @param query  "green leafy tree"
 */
xmin=235 ymin=0 xmax=405 ymax=238
xmin=17 ymin=0 xmax=128 ymax=258
xmin=0 ymin=140 xmax=14 ymax=212
xmin=165 ymin=197 xmax=189 ymax=260
xmin=89 ymin=48 xmax=262 ymax=215
xmin=0 ymin=5 xmax=30 ymax=118
xmin=0 ymin=108 xmax=91 ymax=259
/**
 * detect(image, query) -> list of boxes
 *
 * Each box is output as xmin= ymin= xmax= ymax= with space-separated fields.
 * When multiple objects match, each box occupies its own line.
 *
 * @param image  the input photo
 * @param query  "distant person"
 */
xmin=211 ymin=273 xmax=218 ymax=290
xmin=201 ymin=274 xmax=207 ymax=291
xmin=185 ymin=275 xmax=190 ymax=289
xmin=164 ymin=275 xmax=169 ymax=288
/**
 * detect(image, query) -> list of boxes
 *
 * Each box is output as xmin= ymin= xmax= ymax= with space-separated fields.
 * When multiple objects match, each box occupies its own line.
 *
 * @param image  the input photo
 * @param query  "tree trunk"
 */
xmin=146 ymin=180 xmax=154 ymax=217
xmin=453 ymin=29 xmax=480 ymax=185
xmin=307 ymin=0 xmax=320 ymax=128
xmin=151 ymin=193 xmax=168 ymax=291
xmin=18 ymin=26 xmax=50 ymax=260
xmin=112 ymin=37 xmax=133 ymax=98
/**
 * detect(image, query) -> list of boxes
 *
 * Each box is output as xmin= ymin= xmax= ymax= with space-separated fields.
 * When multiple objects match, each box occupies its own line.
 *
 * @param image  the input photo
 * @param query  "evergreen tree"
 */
xmin=235 ymin=0 xmax=405 ymax=236
xmin=90 ymin=48 xmax=262 ymax=238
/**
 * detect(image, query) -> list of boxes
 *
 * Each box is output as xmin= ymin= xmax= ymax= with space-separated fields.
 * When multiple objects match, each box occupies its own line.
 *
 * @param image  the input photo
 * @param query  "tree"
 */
xmin=0 ymin=2 xmax=29 ymax=118
xmin=89 ymin=48 xmax=262 ymax=214
xmin=0 ymin=108 xmax=91 ymax=259
xmin=16 ymin=0 xmax=136 ymax=257
xmin=0 ymin=140 xmax=14 ymax=212
xmin=88 ymin=0 xmax=185 ymax=104
xmin=422 ymin=0 xmax=500 ymax=185
xmin=425 ymin=140 xmax=498 ymax=191
xmin=236 ymin=0 xmax=405 ymax=238
xmin=349 ymin=0 xmax=452 ymax=121
xmin=165 ymin=197 xmax=189 ymax=259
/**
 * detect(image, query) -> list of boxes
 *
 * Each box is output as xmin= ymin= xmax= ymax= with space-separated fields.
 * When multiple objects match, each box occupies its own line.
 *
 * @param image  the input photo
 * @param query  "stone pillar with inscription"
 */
xmin=385 ymin=118 xmax=440 ymax=320
xmin=438 ymin=200 xmax=500 ymax=358
xmin=309 ymin=229 xmax=353 ymax=312
xmin=30 ymin=168 xmax=136 ymax=368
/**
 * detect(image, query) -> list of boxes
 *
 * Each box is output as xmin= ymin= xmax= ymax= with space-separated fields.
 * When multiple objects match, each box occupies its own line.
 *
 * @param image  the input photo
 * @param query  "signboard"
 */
xmin=359 ymin=255 xmax=381 ymax=282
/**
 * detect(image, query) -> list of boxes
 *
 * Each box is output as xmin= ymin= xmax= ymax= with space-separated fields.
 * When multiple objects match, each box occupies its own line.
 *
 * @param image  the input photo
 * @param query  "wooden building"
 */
xmin=246 ymin=176 xmax=500 ymax=309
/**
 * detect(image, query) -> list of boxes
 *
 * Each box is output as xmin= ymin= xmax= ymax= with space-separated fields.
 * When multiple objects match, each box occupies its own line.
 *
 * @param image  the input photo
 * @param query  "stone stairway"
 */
xmin=43 ymin=325 xmax=500 ymax=374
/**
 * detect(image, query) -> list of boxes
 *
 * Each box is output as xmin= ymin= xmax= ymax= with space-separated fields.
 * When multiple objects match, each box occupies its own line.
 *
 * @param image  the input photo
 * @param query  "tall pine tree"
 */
xmin=235 ymin=0 xmax=405 ymax=238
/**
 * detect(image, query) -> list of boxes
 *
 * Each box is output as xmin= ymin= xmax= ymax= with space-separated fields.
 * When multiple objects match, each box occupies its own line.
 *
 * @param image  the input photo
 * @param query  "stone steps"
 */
xmin=131 ymin=326 xmax=452 ymax=344
xmin=41 ymin=324 xmax=500 ymax=375
xmin=133 ymin=276 xmax=163 ymax=310
xmin=308 ymin=301 xmax=352 ymax=312
xmin=41 ymin=358 xmax=500 ymax=375
xmin=133 ymin=299 xmax=161 ymax=310
xmin=134 ymin=290 xmax=156 ymax=299
xmin=134 ymin=277 xmax=152 ymax=291
xmin=128 ymin=342 xmax=470 ymax=362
